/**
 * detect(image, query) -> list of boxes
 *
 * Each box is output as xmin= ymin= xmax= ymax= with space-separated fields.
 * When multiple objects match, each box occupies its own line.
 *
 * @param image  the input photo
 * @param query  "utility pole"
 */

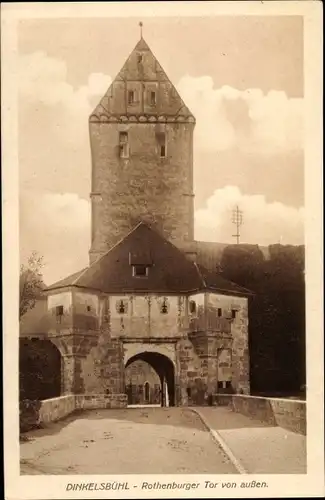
xmin=232 ymin=205 xmax=243 ymax=244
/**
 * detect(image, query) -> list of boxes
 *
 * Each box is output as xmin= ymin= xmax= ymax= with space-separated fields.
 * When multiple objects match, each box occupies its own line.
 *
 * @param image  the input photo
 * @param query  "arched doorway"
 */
xmin=19 ymin=338 xmax=62 ymax=400
xmin=125 ymin=351 xmax=175 ymax=407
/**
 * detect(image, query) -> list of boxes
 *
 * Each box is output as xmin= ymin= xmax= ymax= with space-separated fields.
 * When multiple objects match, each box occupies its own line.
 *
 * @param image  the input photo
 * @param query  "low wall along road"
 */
xmin=214 ymin=394 xmax=306 ymax=435
xmin=20 ymin=394 xmax=128 ymax=431
xmin=20 ymin=393 xmax=306 ymax=436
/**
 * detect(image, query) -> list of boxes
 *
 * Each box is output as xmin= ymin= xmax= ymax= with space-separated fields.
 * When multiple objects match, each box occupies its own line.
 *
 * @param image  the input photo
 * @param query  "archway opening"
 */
xmin=125 ymin=351 xmax=175 ymax=407
xmin=19 ymin=338 xmax=62 ymax=401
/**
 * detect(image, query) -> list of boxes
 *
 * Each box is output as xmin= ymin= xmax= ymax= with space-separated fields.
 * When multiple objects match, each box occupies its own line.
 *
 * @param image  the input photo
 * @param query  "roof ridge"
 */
xmin=78 ymin=222 xmax=145 ymax=278
xmin=193 ymin=261 xmax=207 ymax=288
xmin=196 ymin=263 xmax=254 ymax=295
xmin=72 ymin=266 xmax=90 ymax=285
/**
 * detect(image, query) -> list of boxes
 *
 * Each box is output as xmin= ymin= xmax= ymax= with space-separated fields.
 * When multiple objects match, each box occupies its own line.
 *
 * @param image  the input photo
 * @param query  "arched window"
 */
xmin=144 ymin=381 xmax=150 ymax=402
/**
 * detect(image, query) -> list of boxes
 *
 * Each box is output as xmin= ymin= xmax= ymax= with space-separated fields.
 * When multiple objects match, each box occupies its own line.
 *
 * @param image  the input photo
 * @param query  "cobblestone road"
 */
xmin=20 ymin=408 xmax=237 ymax=475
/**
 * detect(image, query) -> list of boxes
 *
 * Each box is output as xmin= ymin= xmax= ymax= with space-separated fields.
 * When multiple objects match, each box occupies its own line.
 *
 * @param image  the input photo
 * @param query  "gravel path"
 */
xmin=20 ymin=408 xmax=237 ymax=475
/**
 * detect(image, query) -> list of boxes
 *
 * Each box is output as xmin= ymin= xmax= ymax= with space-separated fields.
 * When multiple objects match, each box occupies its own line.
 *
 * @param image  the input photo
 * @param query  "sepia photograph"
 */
xmin=2 ymin=1 xmax=323 ymax=499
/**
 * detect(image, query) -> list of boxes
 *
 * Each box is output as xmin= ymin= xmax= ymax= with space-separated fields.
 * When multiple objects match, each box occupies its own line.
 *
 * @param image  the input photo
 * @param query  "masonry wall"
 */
xmin=109 ymin=294 xmax=188 ymax=339
xmin=45 ymin=289 xmax=249 ymax=404
xmin=89 ymin=122 xmax=194 ymax=262
xmin=207 ymin=293 xmax=250 ymax=394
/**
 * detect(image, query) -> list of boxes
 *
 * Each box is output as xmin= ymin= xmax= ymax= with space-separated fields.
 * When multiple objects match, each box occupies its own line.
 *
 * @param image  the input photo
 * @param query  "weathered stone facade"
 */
xmin=43 ymin=285 xmax=249 ymax=406
xmin=28 ymin=34 xmax=251 ymax=408
xmin=89 ymin=37 xmax=195 ymax=263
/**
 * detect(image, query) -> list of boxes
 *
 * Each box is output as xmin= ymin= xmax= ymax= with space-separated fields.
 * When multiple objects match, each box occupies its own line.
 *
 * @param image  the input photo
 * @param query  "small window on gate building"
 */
xmin=55 ymin=305 xmax=64 ymax=317
xmin=160 ymin=297 xmax=169 ymax=314
xmin=189 ymin=300 xmax=196 ymax=314
xmin=217 ymin=308 xmax=222 ymax=317
xmin=116 ymin=299 xmax=128 ymax=314
xmin=231 ymin=309 xmax=237 ymax=319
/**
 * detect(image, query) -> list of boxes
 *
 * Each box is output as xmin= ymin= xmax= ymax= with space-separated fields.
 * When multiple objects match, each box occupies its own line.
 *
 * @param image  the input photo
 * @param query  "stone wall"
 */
xmin=75 ymin=394 xmax=127 ymax=410
xmin=43 ymin=288 xmax=249 ymax=405
xmin=89 ymin=121 xmax=194 ymax=262
xmin=207 ymin=293 xmax=249 ymax=394
xmin=20 ymin=394 xmax=128 ymax=432
xmin=214 ymin=394 xmax=306 ymax=435
xmin=38 ymin=395 xmax=76 ymax=424
xmin=109 ymin=295 xmax=187 ymax=339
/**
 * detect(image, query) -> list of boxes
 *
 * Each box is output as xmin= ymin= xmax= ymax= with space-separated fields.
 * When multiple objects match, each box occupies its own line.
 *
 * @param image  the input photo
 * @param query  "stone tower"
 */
xmin=89 ymin=36 xmax=196 ymax=264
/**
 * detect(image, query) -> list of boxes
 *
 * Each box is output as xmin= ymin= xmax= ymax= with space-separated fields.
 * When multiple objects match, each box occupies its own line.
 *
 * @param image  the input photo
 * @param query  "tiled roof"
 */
xmin=46 ymin=223 xmax=252 ymax=296
xmin=44 ymin=268 xmax=88 ymax=290
xmin=90 ymin=36 xmax=194 ymax=122
xmin=196 ymin=264 xmax=254 ymax=296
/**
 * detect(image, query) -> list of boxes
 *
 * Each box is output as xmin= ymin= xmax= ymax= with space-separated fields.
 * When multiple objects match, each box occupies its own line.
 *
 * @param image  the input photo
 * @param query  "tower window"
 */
xmin=156 ymin=131 xmax=166 ymax=158
xmin=150 ymin=91 xmax=156 ymax=105
xmin=132 ymin=265 xmax=149 ymax=278
xmin=128 ymin=90 xmax=135 ymax=104
xmin=217 ymin=308 xmax=222 ymax=317
xmin=137 ymin=54 xmax=143 ymax=63
xmin=119 ymin=131 xmax=129 ymax=158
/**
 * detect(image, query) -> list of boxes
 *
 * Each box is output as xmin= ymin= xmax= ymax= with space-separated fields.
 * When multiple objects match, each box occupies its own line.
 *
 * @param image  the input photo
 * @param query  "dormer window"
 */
xmin=128 ymin=90 xmax=135 ymax=104
xmin=132 ymin=265 xmax=149 ymax=278
xmin=150 ymin=91 xmax=156 ymax=106
xmin=119 ymin=131 xmax=129 ymax=158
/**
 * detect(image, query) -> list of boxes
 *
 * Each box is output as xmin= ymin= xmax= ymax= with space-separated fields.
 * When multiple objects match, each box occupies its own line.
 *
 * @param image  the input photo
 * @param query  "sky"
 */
xmin=18 ymin=16 xmax=304 ymax=285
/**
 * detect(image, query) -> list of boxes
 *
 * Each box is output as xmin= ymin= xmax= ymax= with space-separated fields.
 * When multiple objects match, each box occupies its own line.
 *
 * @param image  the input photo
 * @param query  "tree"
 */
xmin=19 ymin=252 xmax=45 ymax=320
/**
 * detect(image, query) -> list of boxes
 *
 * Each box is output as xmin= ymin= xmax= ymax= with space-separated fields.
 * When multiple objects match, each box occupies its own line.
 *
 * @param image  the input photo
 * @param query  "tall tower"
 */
xmin=89 ymin=35 xmax=196 ymax=264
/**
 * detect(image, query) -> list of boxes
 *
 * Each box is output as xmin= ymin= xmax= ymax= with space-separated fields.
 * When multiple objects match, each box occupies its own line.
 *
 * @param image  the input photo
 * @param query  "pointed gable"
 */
xmin=66 ymin=223 xmax=203 ymax=294
xmin=90 ymin=37 xmax=195 ymax=123
xmin=46 ymin=223 xmax=253 ymax=297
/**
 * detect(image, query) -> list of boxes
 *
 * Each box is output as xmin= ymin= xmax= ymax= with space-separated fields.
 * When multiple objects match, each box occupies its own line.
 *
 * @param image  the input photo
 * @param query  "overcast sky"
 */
xmin=18 ymin=16 xmax=304 ymax=285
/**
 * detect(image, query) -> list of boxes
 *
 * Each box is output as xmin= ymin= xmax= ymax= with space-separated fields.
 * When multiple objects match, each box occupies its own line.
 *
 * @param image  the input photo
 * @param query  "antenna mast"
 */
xmin=232 ymin=205 xmax=243 ymax=244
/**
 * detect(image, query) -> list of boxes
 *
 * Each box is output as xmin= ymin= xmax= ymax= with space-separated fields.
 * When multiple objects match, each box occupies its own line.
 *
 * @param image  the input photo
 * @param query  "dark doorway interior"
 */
xmin=125 ymin=351 xmax=175 ymax=407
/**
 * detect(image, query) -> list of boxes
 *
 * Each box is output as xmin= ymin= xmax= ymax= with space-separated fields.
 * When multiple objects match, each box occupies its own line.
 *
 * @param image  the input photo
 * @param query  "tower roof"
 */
xmin=90 ymin=36 xmax=195 ymax=124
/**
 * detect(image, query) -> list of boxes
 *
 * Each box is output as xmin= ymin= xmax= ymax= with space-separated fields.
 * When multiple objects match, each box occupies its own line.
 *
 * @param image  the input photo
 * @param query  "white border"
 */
xmin=2 ymin=2 xmax=324 ymax=498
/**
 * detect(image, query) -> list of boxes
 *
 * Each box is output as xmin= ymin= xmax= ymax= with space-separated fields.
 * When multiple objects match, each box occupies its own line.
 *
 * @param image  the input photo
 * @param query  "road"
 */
xmin=20 ymin=407 xmax=238 ymax=475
